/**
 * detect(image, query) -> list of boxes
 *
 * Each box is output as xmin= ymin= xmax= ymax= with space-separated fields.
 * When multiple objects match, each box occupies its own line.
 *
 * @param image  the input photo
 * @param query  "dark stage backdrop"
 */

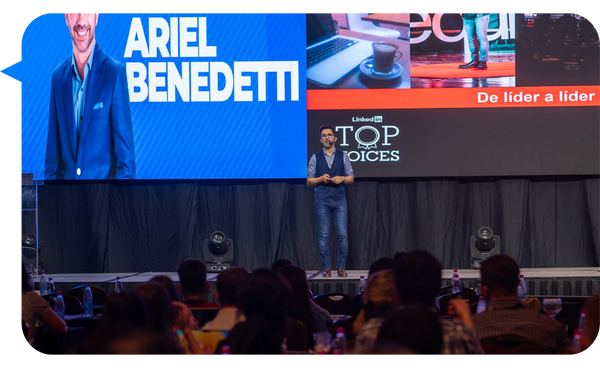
xmin=39 ymin=177 xmax=600 ymax=273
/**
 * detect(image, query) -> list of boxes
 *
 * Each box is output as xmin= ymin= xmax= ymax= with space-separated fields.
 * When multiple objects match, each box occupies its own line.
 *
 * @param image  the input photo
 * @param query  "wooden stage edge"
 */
xmin=38 ymin=267 xmax=600 ymax=298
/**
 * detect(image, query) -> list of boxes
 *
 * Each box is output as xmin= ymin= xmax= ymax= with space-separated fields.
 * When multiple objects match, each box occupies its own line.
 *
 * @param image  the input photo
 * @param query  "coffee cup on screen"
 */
xmin=371 ymin=42 xmax=401 ymax=76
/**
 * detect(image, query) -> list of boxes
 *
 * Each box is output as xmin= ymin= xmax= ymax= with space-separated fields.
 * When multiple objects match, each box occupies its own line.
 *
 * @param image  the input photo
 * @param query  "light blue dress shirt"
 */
xmin=307 ymin=148 xmax=354 ymax=178
xmin=71 ymin=49 xmax=95 ymax=144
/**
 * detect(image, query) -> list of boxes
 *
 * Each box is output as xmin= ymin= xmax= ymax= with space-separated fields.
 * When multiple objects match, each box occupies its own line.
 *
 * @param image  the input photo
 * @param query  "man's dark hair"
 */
xmin=215 ymin=267 xmax=249 ymax=306
xmin=376 ymin=306 xmax=443 ymax=354
xmin=319 ymin=125 xmax=336 ymax=137
xmin=177 ymin=259 xmax=207 ymax=294
xmin=271 ymin=258 xmax=293 ymax=272
xmin=480 ymin=254 xmax=520 ymax=295
xmin=368 ymin=257 xmax=394 ymax=277
xmin=393 ymin=250 xmax=441 ymax=306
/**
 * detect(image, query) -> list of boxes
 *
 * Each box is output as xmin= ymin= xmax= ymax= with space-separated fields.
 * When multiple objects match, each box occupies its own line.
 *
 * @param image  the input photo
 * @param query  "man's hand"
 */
xmin=322 ymin=174 xmax=332 ymax=183
xmin=331 ymin=176 xmax=345 ymax=184
xmin=446 ymin=298 xmax=474 ymax=328
xmin=173 ymin=301 xmax=198 ymax=330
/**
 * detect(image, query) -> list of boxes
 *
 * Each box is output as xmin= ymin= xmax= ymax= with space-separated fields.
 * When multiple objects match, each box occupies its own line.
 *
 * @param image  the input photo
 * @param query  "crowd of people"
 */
xmin=21 ymin=251 xmax=599 ymax=354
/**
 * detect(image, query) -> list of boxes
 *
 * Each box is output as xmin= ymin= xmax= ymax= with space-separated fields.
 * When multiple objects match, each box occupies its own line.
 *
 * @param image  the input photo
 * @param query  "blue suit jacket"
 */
xmin=45 ymin=43 xmax=136 ymax=179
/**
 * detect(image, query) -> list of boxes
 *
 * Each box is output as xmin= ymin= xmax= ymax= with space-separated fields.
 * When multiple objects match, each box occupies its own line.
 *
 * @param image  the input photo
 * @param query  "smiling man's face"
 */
xmin=320 ymin=128 xmax=337 ymax=149
xmin=65 ymin=13 xmax=98 ymax=55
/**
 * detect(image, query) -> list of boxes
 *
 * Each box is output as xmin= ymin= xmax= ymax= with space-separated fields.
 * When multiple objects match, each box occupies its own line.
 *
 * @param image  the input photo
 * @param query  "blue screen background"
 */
xmin=9 ymin=13 xmax=307 ymax=179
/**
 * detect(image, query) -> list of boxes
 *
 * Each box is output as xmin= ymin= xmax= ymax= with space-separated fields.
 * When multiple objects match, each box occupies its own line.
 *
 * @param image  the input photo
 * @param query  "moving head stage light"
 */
xmin=203 ymin=231 xmax=233 ymax=272
xmin=470 ymin=227 xmax=501 ymax=269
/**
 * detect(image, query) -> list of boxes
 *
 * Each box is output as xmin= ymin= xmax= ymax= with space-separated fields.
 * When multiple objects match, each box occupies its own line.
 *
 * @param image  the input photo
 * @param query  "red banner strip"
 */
xmin=307 ymin=86 xmax=600 ymax=110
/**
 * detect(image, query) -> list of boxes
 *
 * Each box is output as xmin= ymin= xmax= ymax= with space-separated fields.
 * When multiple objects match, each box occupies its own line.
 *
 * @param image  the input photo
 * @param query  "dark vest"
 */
xmin=315 ymin=150 xmax=346 ymax=201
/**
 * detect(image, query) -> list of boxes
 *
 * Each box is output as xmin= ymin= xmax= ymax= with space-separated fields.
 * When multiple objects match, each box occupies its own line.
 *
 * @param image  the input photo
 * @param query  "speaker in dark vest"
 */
xmin=203 ymin=231 xmax=234 ymax=272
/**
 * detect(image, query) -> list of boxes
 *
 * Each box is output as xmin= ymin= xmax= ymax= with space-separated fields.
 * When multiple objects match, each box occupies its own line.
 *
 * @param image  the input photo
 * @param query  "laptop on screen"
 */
xmin=306 ymin=14 xmax=373 ymax=87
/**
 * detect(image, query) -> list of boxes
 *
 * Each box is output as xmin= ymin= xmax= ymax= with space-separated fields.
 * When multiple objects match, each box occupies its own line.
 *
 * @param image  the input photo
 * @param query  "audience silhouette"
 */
xmin=27 ymin=252 xmax=591 ymax=355
xmin=472 ymin=254 xmax=571 ymax=353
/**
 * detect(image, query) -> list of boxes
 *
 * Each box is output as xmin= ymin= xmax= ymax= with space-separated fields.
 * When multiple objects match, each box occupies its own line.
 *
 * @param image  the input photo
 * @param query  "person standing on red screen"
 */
xmin=459 ymin=13 xmax=490 ymax=70
xmin=45 ymin=13 xmax=135 ymax=180
xmin=307 ymin=125 xmax=354 ymax=278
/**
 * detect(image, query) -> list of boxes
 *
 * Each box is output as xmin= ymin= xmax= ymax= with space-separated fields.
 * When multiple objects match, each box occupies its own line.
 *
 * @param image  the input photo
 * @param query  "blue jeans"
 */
xmin=315 ymin=197 xmax=348 ymax=270
xmin=464 ymin=14 xmax=489 ymax=62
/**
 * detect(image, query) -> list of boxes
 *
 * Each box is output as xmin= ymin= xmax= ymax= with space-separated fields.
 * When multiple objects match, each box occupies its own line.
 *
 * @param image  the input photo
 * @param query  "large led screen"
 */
xmin=306 ymin=13 xmax=600 ymax=178
xmin=5 ymin=12 xmax=600 ymax=180
xmin=7 ymin=13 xmax=306 ymax=180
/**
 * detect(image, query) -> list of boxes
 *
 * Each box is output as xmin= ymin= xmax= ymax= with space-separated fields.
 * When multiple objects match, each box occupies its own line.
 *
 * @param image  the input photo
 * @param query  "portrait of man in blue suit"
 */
xmin=45 ymin=13 xmax=136 ymax=180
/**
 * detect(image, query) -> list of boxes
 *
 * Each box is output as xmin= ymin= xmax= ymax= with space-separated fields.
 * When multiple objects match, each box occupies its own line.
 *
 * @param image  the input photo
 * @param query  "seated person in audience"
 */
xmin=103 ymin=331 xmax=184 ymax=354
xmin=472 ymin=254 xmax=571 ymax=353
xmin=278 ymin=264 xmax=327 ymax=349
xmin=271 ymin=258 xmax=293 ymax=271
xmin=310 ymin=294 xmax=331 ymax=325
xmin=177 ymin=259 xmax=220 ymax=308
xmin=72 ymin=291 xmax=149 ymax=353
xmin=373 ymin=306 xmax=443 ymax=354
xmin=272 ymin=259 xmax=331 ymax=324
xmin=369 ymin=257 xmax=394 ymax=276
xmin=135 ymin=282 xmax=202 ymax=354
xmin=149 ymin=275 xmax=181 ymax=302
xmin=354 ymin=250 xmax=483 ymax=354
xmin=21 ymin=263 xmax=67 ymax=347
xmin=215 ymin=268 xmax=290 ymax=354
xmin=353 ymin=270 xmax=397 ymax=353
xmin=351 ymin=257 xmax=396 ymax=317
xmin=580 ymin=292 xmax=599 ymax=352
xmin=201 ymin=267 xmax=249 ymax=331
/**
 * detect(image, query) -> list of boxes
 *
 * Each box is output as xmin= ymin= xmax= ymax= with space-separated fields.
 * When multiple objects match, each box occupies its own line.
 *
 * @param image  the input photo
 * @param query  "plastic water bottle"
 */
xmin=572 ymin=329 xmax=582 ymax=353
xmin=452 ymin=274 xmax=461 ymax=293
xmin=39 ymin=271 xmax=47 ymax=295
xmin=332 ymin=327 xmax=347 ymax=354
xmin=83 ymin=284 xmax=93 ymax=317
xmin=54 ymin=291 xmax=65 ymax=319
xmin=578 ymin=308 xmax=587 ymax=332
xmin=476 ymin=295 xmax=487 ymax=314
xmin=357 ymin=276 xmax=366 ymax=295
xmin=27 ymin=271 xmax=34 ymax=291
xmin=221 ymin=345 xmax=231 ymax=355
xmin=47 ymin=277 xmax=56 ymax=295
xmin=518 ymin=275 xmax=526 ymax=300
xmin=114 ymin=277 xmax=123 ymax=294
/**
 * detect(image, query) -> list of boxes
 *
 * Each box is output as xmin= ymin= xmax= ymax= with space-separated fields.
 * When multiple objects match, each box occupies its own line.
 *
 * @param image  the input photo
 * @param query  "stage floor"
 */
xmin=38 ymin=267 xmax=600 ymax=299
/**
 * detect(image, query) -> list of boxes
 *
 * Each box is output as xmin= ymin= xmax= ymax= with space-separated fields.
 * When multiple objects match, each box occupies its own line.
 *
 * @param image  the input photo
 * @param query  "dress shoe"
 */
xmin=459 ymin=60 xmax=479 ymax=69
xmin=337 ymin=268 xmax=348 ymax=277
xmin=477 ymin=61 xmax=488 ymax=70
xmin=323 ymin=268 xmax=331 ymax=277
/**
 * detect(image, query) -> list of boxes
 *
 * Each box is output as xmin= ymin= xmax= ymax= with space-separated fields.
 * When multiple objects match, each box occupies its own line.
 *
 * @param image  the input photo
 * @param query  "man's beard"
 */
xmin=70 ymin=25 xmax=95 ymax=53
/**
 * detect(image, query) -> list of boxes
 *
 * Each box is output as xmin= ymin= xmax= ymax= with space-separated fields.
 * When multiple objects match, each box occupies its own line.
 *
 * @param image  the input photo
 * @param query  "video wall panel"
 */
xmin=4 ymin=12 xmax=599 ymax=180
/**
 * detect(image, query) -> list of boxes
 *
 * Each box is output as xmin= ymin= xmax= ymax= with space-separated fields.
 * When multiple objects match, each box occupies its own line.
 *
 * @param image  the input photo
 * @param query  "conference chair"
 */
xmin=63 ymin=294 xmax=83 ymax=315
xmin=438 ymin=289 xmax=480 ymax=316
xmin=42 ymin=293 xmax=83 ymax=315
xmin=189 ymin=308 xmax=220 ymax=328
xmin=67 ymin=285 xmax=109 ymax=308
xmin=438 ymin=285 xmax=454 ymax=296
xmin=313 ymin=293 xmax=354 ymax=317
xmin=480 ymin=334 xmax=552 ymax=354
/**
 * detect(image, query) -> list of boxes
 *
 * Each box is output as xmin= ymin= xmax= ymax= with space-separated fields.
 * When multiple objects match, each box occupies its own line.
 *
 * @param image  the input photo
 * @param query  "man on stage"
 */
xmin=45 ymin=13 xmax=136 ymax=180
xmin=307 ymin=125 xmax=354 ymax=277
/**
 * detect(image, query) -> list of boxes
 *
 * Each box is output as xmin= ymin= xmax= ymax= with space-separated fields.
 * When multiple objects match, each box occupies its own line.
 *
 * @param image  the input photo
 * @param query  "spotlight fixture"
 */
xmin=470 ymin=227 xmax=501 ymax=269
xmin=203 ymin=231 xmax=233 ymax=272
